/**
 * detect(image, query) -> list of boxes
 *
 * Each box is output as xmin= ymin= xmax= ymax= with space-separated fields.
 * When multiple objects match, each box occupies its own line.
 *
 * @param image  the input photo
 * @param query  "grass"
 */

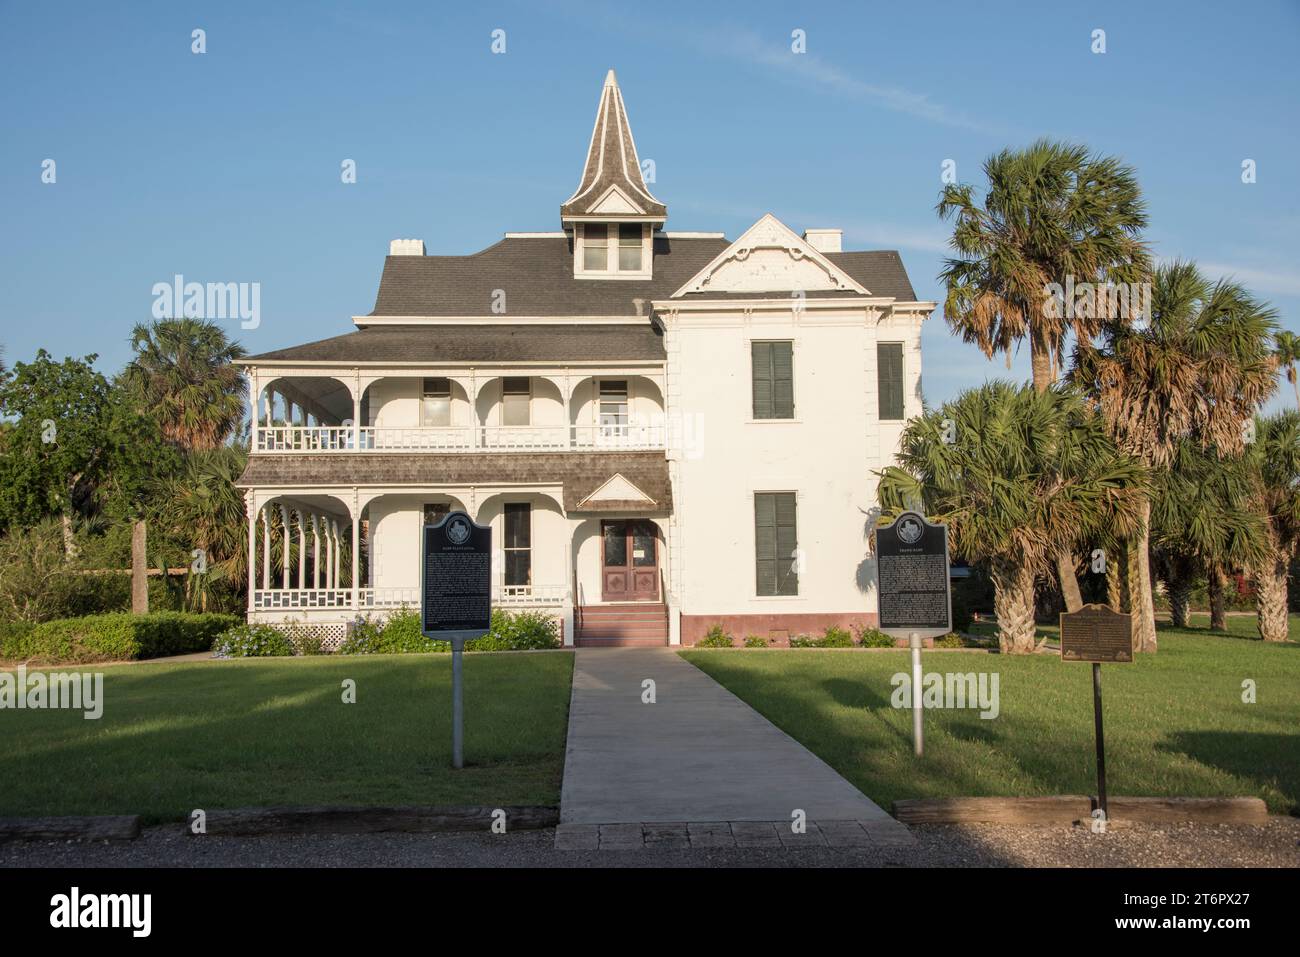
xmin=967 ymin=610 xmax=1300 ymax=644
xmin=0 ymin=652 xmax=574 ymax=822
xmin=682 ymin=620 xmax=1300 ymax=814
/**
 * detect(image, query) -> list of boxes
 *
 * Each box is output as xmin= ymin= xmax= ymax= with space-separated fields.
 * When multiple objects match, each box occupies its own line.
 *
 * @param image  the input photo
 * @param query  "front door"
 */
xmin=601 ymin=520 xmax=659 ymax=601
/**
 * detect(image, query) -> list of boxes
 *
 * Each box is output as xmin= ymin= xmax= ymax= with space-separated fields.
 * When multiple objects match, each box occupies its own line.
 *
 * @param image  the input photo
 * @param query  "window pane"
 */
xmin=632 ymin=526 xmax=656 ymax=567
xmin=505 ymin=552 xmax=531 ymax=587
xmin=618 ymin=245 xmax=642 ymax=270
xmin=503 ymin=377 xmax=530 ymax=395
xmin=584 ymin=224 xmax=608 ymax=271
xmin=603 ymin=522 xmax=627 ymax=566
xmin=504 ymin=503 xmax=531 ymax=548
xmin=599 ymin=380 xmax=629 ymax=431
xmin=502 ymin=377 xmax=530 ymax=426
xmin=618 ymin=224 xmax=641 ymax=245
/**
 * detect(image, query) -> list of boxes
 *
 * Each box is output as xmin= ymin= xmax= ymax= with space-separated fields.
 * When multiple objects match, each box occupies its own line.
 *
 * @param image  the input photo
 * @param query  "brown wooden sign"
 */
xmin=1059 ymin=604 xmax=1134 ymax=663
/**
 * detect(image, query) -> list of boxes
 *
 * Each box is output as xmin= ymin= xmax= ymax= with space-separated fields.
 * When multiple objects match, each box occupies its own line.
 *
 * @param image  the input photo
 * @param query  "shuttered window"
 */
xmin=877 ymin=343 xmax=905 ymax=420
xmin=751 ymin=341 xmax=794 ymax=419
xmin=755 ymin=492 xmax=798 ymax=596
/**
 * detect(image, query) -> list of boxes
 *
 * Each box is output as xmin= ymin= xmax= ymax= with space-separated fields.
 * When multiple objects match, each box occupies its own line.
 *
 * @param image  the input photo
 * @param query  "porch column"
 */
xmin=351 ymin=503 xmax=361 ymax=613
xmin=249 ymin=370 xmax=260 ymax=452
xmin=296 ymin=511 xmax=307 ymax=589
xmin=246 ymin=493 xmax=257 ymax=613
xmin=279 ymin=505 xmax=291 ymax=589
xmin=331 ymin=519 xmax=341 ymax=590
xmin=563 ymin=517 xmax=576 ymax=647
xmin=562 ymin=370 xmax=571 ymax=449
xmin=261 ymin=506 xmax=271 ymax=590
xmin=311 ymin=515 xmax=321 ymax=590
xmin=325 ymin=520 xmax=334 ymax=590
xmin=352 ymin=373 xmax=362 ymax=451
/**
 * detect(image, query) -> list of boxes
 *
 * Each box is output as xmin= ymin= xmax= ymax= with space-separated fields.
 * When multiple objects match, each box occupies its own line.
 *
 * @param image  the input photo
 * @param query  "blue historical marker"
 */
xmin=421 ymin=511 xmax=491 ymax=769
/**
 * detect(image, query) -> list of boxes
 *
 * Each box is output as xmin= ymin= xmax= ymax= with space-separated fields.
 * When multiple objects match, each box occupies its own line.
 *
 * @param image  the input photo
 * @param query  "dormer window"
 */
xmin=583 ymin=224 xmax=609 ymax=270
xmin=577 ymin=222 xmax=650 ymax=278
xmin=618 ymin=224 xmax=643 ymax=271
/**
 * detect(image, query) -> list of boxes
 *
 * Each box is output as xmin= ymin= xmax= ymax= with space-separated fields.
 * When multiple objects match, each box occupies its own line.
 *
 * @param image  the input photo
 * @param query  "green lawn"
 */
xmin=0 ymin=652 xmax=574 ymax=821
xmin=682 ymin=622 xmax=1300 ymax=813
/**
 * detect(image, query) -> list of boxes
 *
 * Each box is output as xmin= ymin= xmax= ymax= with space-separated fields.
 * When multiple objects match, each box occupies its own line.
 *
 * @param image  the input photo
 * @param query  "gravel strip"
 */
xmin=2 ymin=818 xmax=1296 ymax=868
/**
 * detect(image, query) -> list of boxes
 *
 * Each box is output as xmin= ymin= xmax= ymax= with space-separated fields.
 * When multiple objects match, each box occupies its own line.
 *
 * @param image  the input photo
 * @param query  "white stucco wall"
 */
xmin=667 ymin=307 xmax=924 ymax=620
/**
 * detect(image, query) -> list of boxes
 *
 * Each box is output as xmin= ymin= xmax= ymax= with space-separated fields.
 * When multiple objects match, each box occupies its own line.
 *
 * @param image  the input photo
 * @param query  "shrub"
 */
xmin=696 ymin=624 xmax=734 ymax=648
xmin=213 ymin=623 xmax=296 ymax=658
xmin=935 ymin=632 xmax=964 ymax=648
xmin=820 ymin=626 xmax=854 ymax=648
xmin=0 ymin=620 xmax=36 ymax=659
xmin=6 ymin=611 xmax=240 ymax=664
xmin=339 ymin=610 xmax=448 ymax=655
xmin=743 ymin=635 xmax=768 ymax=648
xmin=474 ymin=609 xmax=560 ymax=650
xmin=951 ymin=595 xmax=973 ymax=632
xmin=855 ymin=626 xmax=896 ymax=648
xmin=788 ymin=634 xmax=817 ymax=648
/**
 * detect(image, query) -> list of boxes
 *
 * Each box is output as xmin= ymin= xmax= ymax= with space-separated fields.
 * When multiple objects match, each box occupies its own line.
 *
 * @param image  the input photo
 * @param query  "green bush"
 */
xmin=0 ymin=620 xmax=36 ymax=659
xmin=7 ymin=612 xmax=240 ymax=664
xmin=788 ymin=634 xmax=817 ymax=648
xmin=935 ymin=632 xmax=964 ymax=648
xmin=855 ymin=626 xmax=896 ymax=648
xmin=340 ymin=607 xmax=559 ymax=655
xmin=743 ymin=635 xmax=768 ymax=648
xmin=820 ymin=626 xmax=854 ymax=647
xmin=696 ymin=624 xmax=734 ymax=648
xmin=213 ymin=623 xmax=296 ymax=658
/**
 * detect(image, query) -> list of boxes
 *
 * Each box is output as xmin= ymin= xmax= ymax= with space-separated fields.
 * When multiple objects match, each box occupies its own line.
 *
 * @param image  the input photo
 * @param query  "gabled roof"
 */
xmin=560 ymin=70 xmax=666 ymax=222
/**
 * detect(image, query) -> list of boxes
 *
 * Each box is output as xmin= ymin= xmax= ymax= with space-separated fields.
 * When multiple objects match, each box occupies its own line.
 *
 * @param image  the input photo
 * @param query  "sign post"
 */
xmin=875 ymin=511 xmax=951 ymax=758
xmin=421 ymin=511 xmax=492 ymax=770
xmin=1059 ymin=603 xmax=1133 ymax=825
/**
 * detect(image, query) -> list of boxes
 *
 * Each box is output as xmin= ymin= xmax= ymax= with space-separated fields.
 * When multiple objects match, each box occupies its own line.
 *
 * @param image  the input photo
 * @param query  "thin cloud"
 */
xmin=1198 ymin=262 xmax=1300 ymax=298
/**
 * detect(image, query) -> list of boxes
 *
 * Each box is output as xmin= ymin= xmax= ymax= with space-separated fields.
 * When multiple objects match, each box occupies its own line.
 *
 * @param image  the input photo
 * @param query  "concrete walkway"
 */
xmin=559 ymin=648 xmax=910 ymax=845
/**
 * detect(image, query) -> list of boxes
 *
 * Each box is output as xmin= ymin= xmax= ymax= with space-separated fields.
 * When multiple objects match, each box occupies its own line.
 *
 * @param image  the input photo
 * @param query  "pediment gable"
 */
xmin=670 ymin=213 xmax=870 ymax=297
xmin=577 ymin=472 xmax=656 ymax=507
xmin=589 ymin=184 xmax=644 ymax=215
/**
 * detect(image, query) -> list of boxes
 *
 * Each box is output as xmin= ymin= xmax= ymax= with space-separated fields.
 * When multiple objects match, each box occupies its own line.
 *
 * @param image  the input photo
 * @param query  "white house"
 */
xmin=234 ymin=69 xmax=935 ymax=647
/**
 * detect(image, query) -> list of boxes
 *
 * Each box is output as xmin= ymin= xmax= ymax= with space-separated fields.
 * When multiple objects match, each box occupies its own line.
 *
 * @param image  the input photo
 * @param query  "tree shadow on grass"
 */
xmin=1159 ymin=730 xmax=1299 ymax=814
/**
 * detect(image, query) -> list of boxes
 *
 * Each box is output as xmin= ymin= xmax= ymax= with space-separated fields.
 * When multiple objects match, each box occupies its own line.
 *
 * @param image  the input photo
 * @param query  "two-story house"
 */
xmin=234 ymin=69 xmax=935 ymax=648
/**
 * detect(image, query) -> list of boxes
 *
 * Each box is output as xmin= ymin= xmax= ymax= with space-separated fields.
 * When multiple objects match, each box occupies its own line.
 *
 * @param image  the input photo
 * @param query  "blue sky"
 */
xmin=2 ymin=0 xmax=1297 ymax=408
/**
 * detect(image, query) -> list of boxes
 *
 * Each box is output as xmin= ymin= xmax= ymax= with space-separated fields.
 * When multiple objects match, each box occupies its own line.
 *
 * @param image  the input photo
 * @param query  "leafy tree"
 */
xmin=876 ymin=382 xmax=1146 ymax=653
xmin=122 ymin=318 xmax=247 ymax=450
xmin=1072 ymin=261 xmax=1277 ymax=651
xmin=937 ymin=139 xmax=1150 ymax=610
xmin=1246 ymin=412 xmax=1300 ymax=642
xmin=0 ymin=351 xmax=162 ymax=549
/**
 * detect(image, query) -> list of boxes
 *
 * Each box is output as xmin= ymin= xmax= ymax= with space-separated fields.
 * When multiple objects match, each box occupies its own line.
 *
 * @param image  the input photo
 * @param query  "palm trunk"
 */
xmin=1056 ymin=551 xmax=1083 ymax=612
xmin=1129 ymin=497 xmax=1158 ymax=653
xmin=1254 ymin=553 xmax=1291 ymax=642
xmin=1207 ymin=565 xmax=1228 ymax=632
xmin=1107 ymin=540 xmax=1129 ymax=611
xmin=991 ymin=557 xmax=1037 ymax=654
xmin=131 ymin=520 xmax=149 ymax=614
xmin=1167 ymin=575 xmax=1192 ymax=628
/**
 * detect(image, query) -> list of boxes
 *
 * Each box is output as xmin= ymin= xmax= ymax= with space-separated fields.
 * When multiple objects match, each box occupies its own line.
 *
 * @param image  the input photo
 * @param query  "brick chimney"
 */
xmin=802 ymin=228 xmax=842 ymax=253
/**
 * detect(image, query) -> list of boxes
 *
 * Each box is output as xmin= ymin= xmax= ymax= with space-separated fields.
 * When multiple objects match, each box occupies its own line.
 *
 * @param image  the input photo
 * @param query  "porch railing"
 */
xmin=252 ymin=584 xmax=569 ymax=612
xmin=252 ymin=423 xmax=666 ymax=454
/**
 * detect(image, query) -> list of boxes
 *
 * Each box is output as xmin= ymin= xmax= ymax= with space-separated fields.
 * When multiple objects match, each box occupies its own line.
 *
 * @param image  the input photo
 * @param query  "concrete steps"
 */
xmin=576 ymin=603 xmax=668 ymax=647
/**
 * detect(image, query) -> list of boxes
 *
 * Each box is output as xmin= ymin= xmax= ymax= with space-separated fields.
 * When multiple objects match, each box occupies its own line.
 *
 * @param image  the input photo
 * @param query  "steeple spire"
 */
xmin=561 ymin=69 xmax=666 ymax=223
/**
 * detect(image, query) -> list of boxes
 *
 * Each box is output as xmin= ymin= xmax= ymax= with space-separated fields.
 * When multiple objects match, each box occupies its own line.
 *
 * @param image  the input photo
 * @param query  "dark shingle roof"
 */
xmin=242 ymin=323 xmax=664 ymax=364
xmin=370 ymin=236 xmax=724 ymax=317
xmin=236 ymin=451 xmax=672 ymax=513
xmin=367 ymin=237 xmax=919 ymax=318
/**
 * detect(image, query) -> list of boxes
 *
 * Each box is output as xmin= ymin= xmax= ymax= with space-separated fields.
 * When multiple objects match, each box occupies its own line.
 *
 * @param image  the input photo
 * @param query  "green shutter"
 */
xmin=878 ymin=343 xmax=905 ymax=420
xmin=752 ymin=341 xmax=794 ymax=419
xmin=755 ymin=493 xmax=798 ymax=596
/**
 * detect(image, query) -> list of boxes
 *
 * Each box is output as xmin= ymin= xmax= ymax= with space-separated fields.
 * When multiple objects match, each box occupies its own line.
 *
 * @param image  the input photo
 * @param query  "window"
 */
xmin=421 ymin=377 xmax=451 ymax=427
xmin=618 ymin=223 xmax=642 ymax=271
xmin=501 ymin=377 xmax=530 ymax=426
xmin=583 ymin=224 xmax=608 ymax=271
xmin=751 ymin=341 xmax=794 ymax=419
xmin=877 ymin=343 xmax=905 ymax=420
xmin=503 ymin=503 xmax=531 ymax=587
xmin=599 ymin=380 xmax=629 ymax=436
xmin=755 ymin=493 xmax=798 ymax=596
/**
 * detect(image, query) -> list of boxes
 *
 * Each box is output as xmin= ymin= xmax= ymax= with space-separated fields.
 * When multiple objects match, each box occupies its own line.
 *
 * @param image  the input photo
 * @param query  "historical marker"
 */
xmin=1059 ymin=603 xmax=1134 ymax=827
xmin=421 ymin=511 xmax=491 ymax=770
xmin=876 ymin=510 xmax=952 ymax=758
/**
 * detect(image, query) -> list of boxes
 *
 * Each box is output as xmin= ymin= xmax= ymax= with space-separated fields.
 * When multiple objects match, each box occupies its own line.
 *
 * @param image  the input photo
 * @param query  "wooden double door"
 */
xmin=601 ymin=520 xmax=659 ymax=601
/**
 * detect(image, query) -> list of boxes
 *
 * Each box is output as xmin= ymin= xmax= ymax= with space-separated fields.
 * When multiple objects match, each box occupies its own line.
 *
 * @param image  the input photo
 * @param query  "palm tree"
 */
xmin=1072 ymin=261 xmax=1278 ymax=652
xmin=876 ymin=382 xmax=1146 ymax=653
xmin=1274 ymin=331 xmax=1300 ymax=410
xmin=123 ymin=319 xmax=247 ymax=451
xmin=1246 ymin=412 xmax=1300 ymax=642
xmin=1150 ymin=442 xmax=1268 ymax=628
xmin=937 ymin=139 xmax=1150 ymax=611
xmin=146 ymin=446 xmax=249 ymax=610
